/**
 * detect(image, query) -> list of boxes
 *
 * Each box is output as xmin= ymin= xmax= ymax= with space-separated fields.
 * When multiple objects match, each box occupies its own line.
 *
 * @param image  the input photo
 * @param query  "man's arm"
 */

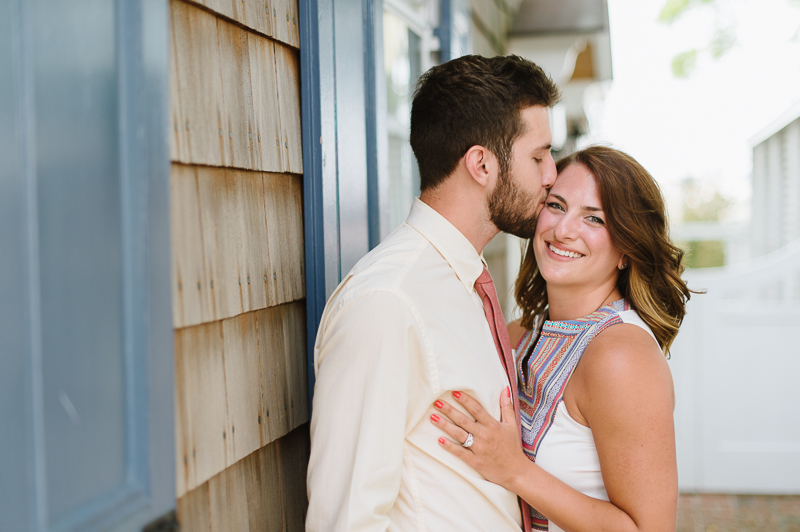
xmin=306 ymin=290 xmax=422 ymax=532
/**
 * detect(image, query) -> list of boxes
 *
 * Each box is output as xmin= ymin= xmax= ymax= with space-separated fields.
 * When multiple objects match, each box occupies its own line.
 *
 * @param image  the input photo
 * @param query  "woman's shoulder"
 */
xmin=613 ymin=308 xmax=659 ymax=347
xmin=584 ymin=323 xmax=666 ymax=374
xmin=507 ymin=318 xmax=529 ymax=350
xmin=578 ymin=323 xmax=673 ymax=408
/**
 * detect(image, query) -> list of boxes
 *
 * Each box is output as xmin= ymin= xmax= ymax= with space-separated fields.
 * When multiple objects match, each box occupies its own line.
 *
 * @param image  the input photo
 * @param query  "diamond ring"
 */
xmin=462 ymin=433 xmax=474 ymax=448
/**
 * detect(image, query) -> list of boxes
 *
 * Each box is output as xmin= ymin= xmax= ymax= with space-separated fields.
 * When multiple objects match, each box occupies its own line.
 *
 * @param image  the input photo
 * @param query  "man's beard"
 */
xmin=488 ymin=164 xmax=541 ymax=239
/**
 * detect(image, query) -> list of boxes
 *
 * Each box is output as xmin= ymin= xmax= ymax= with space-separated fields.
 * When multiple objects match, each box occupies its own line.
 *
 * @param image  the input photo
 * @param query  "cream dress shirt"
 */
xmin=306 ymin=199 xmax=522 ymax=532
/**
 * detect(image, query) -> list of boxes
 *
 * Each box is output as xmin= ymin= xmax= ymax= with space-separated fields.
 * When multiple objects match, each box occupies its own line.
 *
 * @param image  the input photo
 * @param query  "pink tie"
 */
xmin=474 ymin=266 xmax=532 ymax=532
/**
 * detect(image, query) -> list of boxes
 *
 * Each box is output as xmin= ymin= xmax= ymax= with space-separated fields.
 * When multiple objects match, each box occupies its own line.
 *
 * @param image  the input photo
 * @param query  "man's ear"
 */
xmin=464 ymin=145 xmax=498 ymax=188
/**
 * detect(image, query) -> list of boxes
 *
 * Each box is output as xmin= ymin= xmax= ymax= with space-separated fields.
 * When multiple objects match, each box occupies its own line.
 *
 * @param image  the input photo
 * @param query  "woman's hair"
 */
xmin=515 ymin=145 xmax=692 ymax=355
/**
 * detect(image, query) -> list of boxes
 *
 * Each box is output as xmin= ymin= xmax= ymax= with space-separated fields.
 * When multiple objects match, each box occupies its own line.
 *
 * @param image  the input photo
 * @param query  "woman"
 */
xmin=431 ymin=146 xmax=692 ymax=532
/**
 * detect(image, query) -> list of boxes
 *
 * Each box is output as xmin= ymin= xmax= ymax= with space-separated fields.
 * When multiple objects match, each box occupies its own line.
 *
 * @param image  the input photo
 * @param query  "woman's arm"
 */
xmin=432 ymin=325 xmax=677 ymax=532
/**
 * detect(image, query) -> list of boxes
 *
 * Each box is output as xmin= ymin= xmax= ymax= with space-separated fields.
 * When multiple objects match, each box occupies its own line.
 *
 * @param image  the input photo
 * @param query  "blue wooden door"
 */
xmin=0 ymin=0 xmax=174 ymax=530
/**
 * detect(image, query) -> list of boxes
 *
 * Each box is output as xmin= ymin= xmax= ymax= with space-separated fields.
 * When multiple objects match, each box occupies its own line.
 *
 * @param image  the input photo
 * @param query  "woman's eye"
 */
xmin=547 ymin=202 xmax=565 ymax=211
xmin=587 ymin=215 xmax=605 ymax=225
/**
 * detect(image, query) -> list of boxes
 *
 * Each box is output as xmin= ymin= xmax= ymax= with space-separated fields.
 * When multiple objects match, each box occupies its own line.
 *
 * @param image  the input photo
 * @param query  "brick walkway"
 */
xmin=677 ymin=494 xmax=800 ymax=532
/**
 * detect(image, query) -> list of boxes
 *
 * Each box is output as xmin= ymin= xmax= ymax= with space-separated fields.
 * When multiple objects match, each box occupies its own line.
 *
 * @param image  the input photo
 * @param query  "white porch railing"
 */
xmin=669 ymin=238 xmax=800 ymax=493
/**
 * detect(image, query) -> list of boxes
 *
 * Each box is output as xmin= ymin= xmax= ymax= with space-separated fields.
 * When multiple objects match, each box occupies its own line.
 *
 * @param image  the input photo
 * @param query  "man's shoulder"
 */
xmin=316 ymin=226 xmax=435 ymax=336
xmin=337 ymin=224 xmax=438 ymax=294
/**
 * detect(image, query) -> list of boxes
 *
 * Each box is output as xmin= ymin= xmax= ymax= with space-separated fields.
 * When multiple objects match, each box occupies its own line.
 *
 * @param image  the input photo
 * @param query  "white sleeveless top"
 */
xmin=532 ymin=310 xmax=658 ymax=532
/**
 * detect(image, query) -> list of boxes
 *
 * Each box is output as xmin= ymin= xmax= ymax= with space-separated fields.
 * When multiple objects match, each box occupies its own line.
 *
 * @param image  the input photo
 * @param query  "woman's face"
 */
xmin=533 ymin=163 xmax=625 ymax=292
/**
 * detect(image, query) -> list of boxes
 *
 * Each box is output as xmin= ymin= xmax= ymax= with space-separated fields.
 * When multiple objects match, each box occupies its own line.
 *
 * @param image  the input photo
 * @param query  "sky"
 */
xmin=589 ymin=0 xmax=800 ymax=221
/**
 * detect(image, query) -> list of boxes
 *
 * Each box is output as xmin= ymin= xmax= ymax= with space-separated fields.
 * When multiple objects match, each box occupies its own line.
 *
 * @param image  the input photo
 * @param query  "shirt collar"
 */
xmin=406 ymin=198 xmax=485 ymax=294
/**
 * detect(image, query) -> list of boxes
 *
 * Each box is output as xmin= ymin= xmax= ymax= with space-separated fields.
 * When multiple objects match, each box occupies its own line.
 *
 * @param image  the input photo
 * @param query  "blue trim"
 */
xmin=117 ymin=0 xmax=150 ymax=503
xmin=436 ymin=0 xmax=453 ymax=62
xmin=139 ymin=0 xmax=176 ymax=517
xmin=301 ymin=0 xmax=382 ymax=408
xmin=109 ymin=0 xmax=175 ymax=527
xmin=364 ymin=0 xmax=382 ymax=250
xmin=299 ymin=0 xmax=325 ymax=412
xmin=0 ymin=0 xmax=172 ymax=527
xmin=0 ymin=0 xmax=38 ymax=529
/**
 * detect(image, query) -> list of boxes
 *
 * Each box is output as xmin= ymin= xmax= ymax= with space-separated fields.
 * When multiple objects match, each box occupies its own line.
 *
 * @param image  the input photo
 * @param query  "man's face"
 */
xmin=488 ymin=105 xmax=557 ymax=239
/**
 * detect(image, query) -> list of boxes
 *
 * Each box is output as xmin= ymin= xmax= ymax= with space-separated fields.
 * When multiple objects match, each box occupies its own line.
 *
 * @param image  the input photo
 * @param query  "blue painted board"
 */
xmin=0 ymin=0 xmax=174 ymax=529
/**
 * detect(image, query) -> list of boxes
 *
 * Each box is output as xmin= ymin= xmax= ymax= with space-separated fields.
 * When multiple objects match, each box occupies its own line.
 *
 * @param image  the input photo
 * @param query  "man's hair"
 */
xmin=410 ymin=55 xmax=561 ymax=191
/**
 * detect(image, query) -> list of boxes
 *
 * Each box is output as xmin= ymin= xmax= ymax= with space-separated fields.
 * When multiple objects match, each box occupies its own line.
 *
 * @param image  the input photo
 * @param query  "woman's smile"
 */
xmin=545 ymin=241 xmax=585 ymax=259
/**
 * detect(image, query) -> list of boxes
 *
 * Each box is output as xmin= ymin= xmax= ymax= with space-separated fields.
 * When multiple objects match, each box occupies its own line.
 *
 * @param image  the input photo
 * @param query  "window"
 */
xmin=384 ymin=10 xmax=422 ymax=231
xmin=382 ymin=0 xmax=441 ymax=232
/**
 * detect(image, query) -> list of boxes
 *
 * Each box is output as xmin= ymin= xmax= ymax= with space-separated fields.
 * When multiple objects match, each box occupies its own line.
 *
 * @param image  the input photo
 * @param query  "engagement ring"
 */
xmin=462 ymin=433 xmax=474 ymax=448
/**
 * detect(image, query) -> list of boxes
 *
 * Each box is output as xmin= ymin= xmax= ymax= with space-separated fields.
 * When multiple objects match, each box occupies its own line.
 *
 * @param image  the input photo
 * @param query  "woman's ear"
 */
xmin=464 ymin=145 xmax=498 ymax=188
xmin=617 ymin=256 xmax=629 ymax=270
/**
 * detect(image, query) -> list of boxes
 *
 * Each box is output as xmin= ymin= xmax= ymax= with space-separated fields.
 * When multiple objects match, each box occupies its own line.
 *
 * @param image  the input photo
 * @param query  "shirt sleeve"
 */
xmin=306 ymin=289 xmax=422 ymax=532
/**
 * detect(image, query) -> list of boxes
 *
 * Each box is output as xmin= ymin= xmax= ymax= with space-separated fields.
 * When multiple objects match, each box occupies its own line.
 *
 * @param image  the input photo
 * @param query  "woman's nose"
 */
xmin=553 ymin=214 xmax=579 ymax=241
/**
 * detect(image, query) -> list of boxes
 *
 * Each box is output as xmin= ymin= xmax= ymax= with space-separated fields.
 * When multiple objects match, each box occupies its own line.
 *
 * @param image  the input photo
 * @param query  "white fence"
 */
xmin=669 ymin=239 xmax=800 ymax=493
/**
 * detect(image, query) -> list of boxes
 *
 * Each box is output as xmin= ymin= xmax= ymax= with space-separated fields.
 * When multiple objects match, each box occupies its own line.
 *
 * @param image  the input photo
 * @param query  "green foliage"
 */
xmin=709 ymin=26 xmax=736 ymax=58
xmin=661 ymin=0 xmax=800 ymax=77
xmin=678 ymin=240 xmax=726 ymax=268
xmin=658 ymin=0 xmax=717 ymax=24
xmin=658 ymin=0 xmax=692 ymax=24
xmin=672 ymin=49 xmax=698 ymax=78
xmin=659 ymin=0 xmax=732 ymax=78
xmin=682 ymin=190 xmax=731 ymax=222
xmin=678 ymin=178 xmax=731 ymax=268
xmin=681 ymin=178 xmax=731 ymax=222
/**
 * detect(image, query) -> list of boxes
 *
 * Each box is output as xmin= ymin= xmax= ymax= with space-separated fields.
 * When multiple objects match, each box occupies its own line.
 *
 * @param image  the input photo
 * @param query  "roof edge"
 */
xmin=750 ymin=99 xmax=800 ymax=147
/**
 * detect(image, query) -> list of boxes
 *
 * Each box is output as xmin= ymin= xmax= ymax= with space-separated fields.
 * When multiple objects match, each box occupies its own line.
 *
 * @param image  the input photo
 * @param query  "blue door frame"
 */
xmin=299 ymin=0 xmax=386 ymax=406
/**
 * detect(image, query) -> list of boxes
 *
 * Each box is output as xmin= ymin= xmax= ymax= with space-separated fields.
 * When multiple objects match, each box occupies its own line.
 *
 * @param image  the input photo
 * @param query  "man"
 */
xmin=306 ymin=55 xmax=561 ymax=531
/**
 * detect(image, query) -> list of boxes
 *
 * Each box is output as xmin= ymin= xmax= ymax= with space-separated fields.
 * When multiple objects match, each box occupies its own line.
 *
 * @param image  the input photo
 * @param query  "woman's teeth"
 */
xmin=549 ymin=243 xmax=583 ymax=258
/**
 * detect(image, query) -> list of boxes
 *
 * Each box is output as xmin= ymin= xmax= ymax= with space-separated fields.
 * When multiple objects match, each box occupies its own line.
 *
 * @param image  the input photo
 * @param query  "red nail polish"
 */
xmin=453 ymin=391 xmax=462 ymax=399
xmin=506 ymin=386 xmax=511 ymax=398
xmin=431 ymin=414 xmax=440 ymax=422
xmin=434 ymin=400 xmax=443 ymax=409
xmin=438 ymin=437 xmax=446 ymax=445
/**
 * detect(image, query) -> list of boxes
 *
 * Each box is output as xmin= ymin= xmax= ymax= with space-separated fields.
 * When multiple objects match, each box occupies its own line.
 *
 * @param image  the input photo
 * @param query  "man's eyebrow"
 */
xmin=548 ymin=194 xmax=603 ymax=212
xmin=534 ymin=143 xmax=552 ymax=151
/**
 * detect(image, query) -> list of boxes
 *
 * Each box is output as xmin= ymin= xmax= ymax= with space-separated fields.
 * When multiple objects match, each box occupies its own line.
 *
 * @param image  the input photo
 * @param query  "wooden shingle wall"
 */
xmin=169 ymin=0 xmax=308 ymax=528
xmin=177 ymin=425 xmax=309 ymax=532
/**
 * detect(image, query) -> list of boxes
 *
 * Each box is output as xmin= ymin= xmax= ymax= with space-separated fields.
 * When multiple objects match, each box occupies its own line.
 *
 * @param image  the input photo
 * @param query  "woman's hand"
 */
xmin=431 ymin=387 xmax=529 ymax=489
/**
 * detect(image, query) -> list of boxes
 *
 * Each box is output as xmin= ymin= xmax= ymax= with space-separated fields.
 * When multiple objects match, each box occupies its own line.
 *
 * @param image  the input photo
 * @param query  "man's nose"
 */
xmin=542 ymin=154 xmax=557 ymax=189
